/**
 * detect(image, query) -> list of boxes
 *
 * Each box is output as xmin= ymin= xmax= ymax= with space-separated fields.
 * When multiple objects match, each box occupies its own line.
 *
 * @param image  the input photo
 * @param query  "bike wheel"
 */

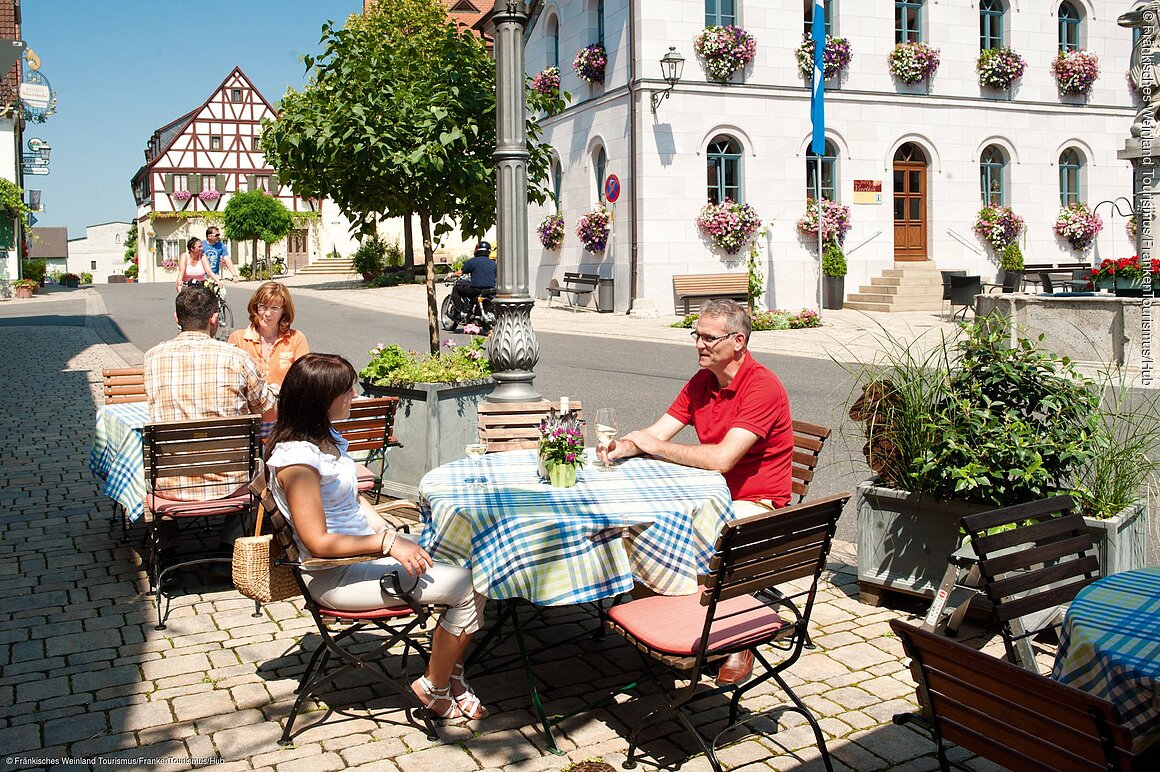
xmin=440 ymin=295 xmax=458 ymax=332
xmin=215 ymin=301 xmax=234 ymax=341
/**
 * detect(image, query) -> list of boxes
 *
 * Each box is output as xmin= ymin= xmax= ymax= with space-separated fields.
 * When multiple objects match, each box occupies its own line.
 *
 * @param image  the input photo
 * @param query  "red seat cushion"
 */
xmin=607 ymin=591 xmax=787 ymax=656
xmin=318 ymin=605 xmax=416 ymax=620
xmin=356 ymin=462 xmax=377 ymax=491
xmin=147 ymin=485 xmax=253 ymax=518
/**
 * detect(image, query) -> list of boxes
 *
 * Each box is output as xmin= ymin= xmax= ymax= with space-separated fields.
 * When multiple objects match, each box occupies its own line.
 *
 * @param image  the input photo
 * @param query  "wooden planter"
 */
xmin=855 ymin=482 xmax=1149 ymax=605
xmin=361 ymin=378 xmax=495 ymax=499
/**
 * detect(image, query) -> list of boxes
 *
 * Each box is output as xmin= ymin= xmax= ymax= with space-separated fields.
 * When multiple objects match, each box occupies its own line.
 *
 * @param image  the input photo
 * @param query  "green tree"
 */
xmin=123 ymin=222 xmax=139 ymax=279
xmin=262 ymin=0 xmax=561 ymax=352
xmin=222 ymin=191 xmax=294 ymax=280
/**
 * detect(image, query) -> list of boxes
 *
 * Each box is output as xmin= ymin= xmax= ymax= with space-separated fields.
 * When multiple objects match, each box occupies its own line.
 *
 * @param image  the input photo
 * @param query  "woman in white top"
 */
xmin=175 ymin=237 xmax=221 ymax=293
xmin=266 ymin=353 xmax=487 ymax=721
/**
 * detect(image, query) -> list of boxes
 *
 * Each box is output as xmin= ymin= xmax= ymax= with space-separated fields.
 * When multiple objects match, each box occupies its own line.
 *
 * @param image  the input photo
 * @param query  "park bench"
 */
xmin=1022 ymin=262 xmax=1092 ymax=293
xmin=672 ymin=273 xmax=749 ymax=314
xmin=546 ymin=271 xmax=601 ymax=311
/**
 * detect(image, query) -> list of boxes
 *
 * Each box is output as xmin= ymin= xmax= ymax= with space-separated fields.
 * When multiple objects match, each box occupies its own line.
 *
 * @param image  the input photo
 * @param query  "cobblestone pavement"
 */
xmin=1 ymin=289 xmax=1026 ymax=772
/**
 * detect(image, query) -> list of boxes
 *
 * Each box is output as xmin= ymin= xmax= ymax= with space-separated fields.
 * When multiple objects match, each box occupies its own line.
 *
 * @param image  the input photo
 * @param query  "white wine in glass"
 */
xmin=464 ymin=434 xmax=487 ymax=486
xmin=595 ymin=408 xmax=618 ymax=470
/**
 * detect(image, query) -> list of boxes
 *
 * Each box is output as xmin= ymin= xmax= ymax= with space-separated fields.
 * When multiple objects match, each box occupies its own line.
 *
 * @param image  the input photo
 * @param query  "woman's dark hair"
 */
xmin=187 ymin=237 xmax=202 ymax=252
xmin=265 ymin=353 xmax=356 ymax=458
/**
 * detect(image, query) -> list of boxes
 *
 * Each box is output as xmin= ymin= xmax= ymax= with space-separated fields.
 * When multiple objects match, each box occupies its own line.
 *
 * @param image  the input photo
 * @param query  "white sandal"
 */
xmin=413 ymin=675 xmax=462 ymax=720
xmin=450 ymin=663 xmax=488 ymax=719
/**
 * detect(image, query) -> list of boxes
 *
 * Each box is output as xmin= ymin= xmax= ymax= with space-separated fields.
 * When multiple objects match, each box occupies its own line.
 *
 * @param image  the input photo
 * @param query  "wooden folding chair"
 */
xmin=332 ymin=396 xmax=401 ymax=503
xmin=891 ymin=620 xmax=1135 ymax=771
xmin=790 ymin=419 xmax=831 ymax=503
xmin=477 ymin=399 xmax=584 ymax=453
xmin=102 ymin=366 xmax=146 ymax=404
xmin=606 ymin=493 xmax=849 ymax=772
xmin=142 ymin=415 xmax=261 ymax=630
xmin=247 ymin=461 xmax=440 ymax=746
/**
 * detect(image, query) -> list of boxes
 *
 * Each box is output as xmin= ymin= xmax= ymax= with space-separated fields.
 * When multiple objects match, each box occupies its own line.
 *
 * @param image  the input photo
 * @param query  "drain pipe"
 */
xmin=627 ymin=0 xmax=641 ymax=315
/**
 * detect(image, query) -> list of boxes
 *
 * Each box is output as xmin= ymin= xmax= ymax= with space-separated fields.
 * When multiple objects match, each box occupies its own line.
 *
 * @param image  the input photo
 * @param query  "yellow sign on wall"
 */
xmin=853 ymin=179 xmax=883 ymax=204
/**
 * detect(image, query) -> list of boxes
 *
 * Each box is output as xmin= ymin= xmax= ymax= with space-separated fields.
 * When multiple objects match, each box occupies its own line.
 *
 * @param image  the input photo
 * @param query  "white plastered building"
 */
xmin=67 ymin=222 xmax=131 ymax=284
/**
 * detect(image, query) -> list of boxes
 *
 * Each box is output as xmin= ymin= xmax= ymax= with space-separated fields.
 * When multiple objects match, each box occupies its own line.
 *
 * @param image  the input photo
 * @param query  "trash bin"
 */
xmin=598 ymin=277 xmax=614 ymax=313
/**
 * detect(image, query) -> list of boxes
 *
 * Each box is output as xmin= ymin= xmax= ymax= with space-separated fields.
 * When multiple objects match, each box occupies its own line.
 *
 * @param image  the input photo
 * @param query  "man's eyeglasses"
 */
xmin=689 ymin=330 xmax=739 ymax=345
xmin=257 ymin=304 xmax=283 ymax=314
xmin=207 ymin=232 xmax=220 ymax=237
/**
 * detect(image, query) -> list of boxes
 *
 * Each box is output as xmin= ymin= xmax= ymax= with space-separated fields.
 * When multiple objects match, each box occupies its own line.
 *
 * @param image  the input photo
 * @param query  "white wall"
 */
xmin=68 ymin=222 xmax=131 ymax=284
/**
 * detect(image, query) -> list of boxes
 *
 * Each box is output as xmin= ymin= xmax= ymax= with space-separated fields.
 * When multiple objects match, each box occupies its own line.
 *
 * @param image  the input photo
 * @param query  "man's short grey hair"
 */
xmin=699 ymin=299 xmax=751 ymax=343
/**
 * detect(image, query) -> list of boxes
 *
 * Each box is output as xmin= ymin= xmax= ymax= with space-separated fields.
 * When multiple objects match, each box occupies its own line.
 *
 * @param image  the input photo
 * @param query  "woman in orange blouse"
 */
xmin=228 ymin=282 xmax=310 ymax=430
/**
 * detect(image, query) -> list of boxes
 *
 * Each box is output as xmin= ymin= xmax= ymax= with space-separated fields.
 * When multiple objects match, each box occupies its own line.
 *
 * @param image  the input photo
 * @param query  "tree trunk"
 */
xmin=419 ymin=211 xmax=439 ymax=354
xmin=251 ymin=238 xmax=260 ymax=279
xmin=403 ymin=212 xmax=416 ymax=281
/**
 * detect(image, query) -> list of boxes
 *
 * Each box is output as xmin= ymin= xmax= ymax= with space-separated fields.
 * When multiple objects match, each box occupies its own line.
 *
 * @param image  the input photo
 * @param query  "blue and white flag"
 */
xmin=810 ymin=1 xmax=826 ymax=155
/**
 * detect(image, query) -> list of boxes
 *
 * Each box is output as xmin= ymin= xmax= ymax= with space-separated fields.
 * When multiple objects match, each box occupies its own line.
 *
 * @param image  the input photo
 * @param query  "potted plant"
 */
xmin=1052 ymin=49 xmax=1100 ymax=96
xmin=848 ymin=320 xmax=1152 ymax=604
xmin=160 ymin=257 xmax=179 ymax=273
xmin=796 ymin=198 xmax=852 ymax=246
xmin=1054 ymin=202 xmax=1103 ymax=252
xmin=80 ymin=272 xmax=93 ymax=285
xmin=998 ymin=241 xmax=1024 ymax=289
xmin=11 ymin=278 xmax=38 ymax=298
xmin=576 ymin=203 xmax=611 ymax=253
xmin=351 ymin=236 xmax=388 ymax=282
xmin=694 ymin=25 xmax=757 ymax=82
xmin=888 ymin=41 xmax=940 ymax=84
xmin=822 ymin=242 xmax=846 ymax=310
xmin=795 ymin=34 xmax=853 ymax=81
xmin=61 ymin=272 xmax=81 ymax=288
xmin=532 ymin=66 xmax=560 ymax=98
xmin=973 ymin=204 xmax=1025 ymax=252
xmin=695 ymin=198 xmax=762 ymax=255
xmin=573 ymin=44 xmax=607 ymax=85
xmin=537 ymin=409 xmax=586 ymax=488
xmin=1090 ymin=256 xmax=1146 ymax=296
xmin=976 ymin=47 xmax=1027 ymax=90
xmin=537 ymin=213 xmax=565 ymax=250
xmin=359 ymin=335 xmax=494 ymax=498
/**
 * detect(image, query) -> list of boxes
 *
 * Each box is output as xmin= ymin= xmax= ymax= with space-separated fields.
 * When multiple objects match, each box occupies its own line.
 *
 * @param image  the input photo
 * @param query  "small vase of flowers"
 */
xmin=1054 ymin=202 xmax=1103 ymax=251
xmin=1052 ymin=50 xmax=1100 ymax=96
xmin=538 ymin=213 xmax=565 ymax=250
xmin=888 ymin=41 xmax=940 ymax=84
xmin=977 ymin=47 xmax=1027 ymax=90
xmin=694 ymin=25 xmax=757 ymax=82
xmin=696 ymin=199 xmax=762 ymax=255
xmin=795 ymin=34 xmax=853 ymax=80
xmin=573 ymin=44 xmax=607 ymax=85
xmin=537 ymin=409 xmax=585 ymax=488
xmin=576 ymin=203 xmax=611 ymax=253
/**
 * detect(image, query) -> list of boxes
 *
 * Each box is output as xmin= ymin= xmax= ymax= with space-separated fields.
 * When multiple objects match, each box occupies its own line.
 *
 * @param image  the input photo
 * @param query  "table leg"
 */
xmin=509 ymin=601 xmax=565 ymax=756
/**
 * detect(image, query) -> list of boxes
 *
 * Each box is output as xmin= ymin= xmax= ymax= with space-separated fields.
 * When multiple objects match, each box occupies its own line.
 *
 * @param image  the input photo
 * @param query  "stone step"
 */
xmin=845 ymin=299 xmax=945 ymax=312
xmin=869 ymin=277 xmax=943 ymax=290
xmin=298 ymin=258 xmax=358 ymax=274
xmin=857 ymin=284 xmax=943 ymax=298
xmin=882 ymin=268 xmax=942 ymax=278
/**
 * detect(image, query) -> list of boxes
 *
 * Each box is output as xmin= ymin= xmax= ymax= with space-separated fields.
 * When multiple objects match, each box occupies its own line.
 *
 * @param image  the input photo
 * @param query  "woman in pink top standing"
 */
xmin=175 ymin=237 xmax=220 ymax=293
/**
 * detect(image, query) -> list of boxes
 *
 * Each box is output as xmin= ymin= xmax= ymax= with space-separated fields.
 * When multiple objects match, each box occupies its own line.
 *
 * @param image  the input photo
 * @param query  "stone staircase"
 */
xmin=296 ymin=256 xmax=358 ymax=275
xmin=844 ymin=262 xmax=945 ymax=312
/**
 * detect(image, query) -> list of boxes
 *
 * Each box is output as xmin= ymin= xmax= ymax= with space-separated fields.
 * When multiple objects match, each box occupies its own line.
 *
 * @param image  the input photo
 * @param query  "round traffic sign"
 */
xmin=604 ymin=174 xmax=621 ymax=203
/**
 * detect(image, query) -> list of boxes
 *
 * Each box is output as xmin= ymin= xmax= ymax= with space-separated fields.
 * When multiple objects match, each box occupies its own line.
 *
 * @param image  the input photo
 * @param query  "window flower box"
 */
xmin=1052 ymin=49 xmax=1100 ymax=96
xmin=796 ymin=198 xmax=852 ymax=246
xmin=532 ymin=67 xmax=560 ymax=97
xmin=573 ymin=44 xmax=607 ymax=85
xmin=795 ymin=34 xmax=853 ymax=81
xmin=1054 ymin=202 xmax=1103 ymax=251
xmin=576 ymin=203 xmax=611 ymax=253
xmin=888 ymin=41 xmax=940 ymax=84
xmin=537 ymin=213 xmax=565 ymax=250
xmin=172 ymin=190 xmax=192 ymax=201
xmin=977 ymin=47 xmax=1027 ymax=90
xmin=973 ymin=204 xmax=1025 ymax=252
xmin=696 ymin=199 xmax=762 ymax=255
xmin=694 ymin=25 xmax=757 ymax=82
xmin=198 ymin=190 xmax=221 ymax=203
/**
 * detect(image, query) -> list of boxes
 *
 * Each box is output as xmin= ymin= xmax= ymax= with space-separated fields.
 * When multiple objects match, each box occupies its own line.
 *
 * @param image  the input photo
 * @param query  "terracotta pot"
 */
xmin=15 ymin=286 xmax=34 ymax=299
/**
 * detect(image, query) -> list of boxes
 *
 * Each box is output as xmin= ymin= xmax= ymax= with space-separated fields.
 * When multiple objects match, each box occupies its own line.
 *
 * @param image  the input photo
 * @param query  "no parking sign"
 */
xmin=604 ymin=174 xmax=620 ymax=203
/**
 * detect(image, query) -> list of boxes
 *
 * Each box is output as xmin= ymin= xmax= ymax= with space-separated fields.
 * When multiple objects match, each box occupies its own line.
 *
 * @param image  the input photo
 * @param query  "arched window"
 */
xmin=980 ymin=145 xmax=1008 ymax=206
xmin=896 ymin=0 xmax=924 ymax=43
xmin=706 ymin=135 xmax=742 ymax=204
xmin=1059 ymin=148 xmax=1082 ymax=207
xmin=806 ymin=140 xmax=838 ymax=202
xmin=551 ymin=158 xmax=563 ymax=210
xmin=597 ymin=0 xmax=605 ymax=47
xmin=980 ymin=0 xmax=1004 ymax=51
xmin=549 ymin=15 xmax=560 ymax=69
xmin=593 ymin=146 xmax=607 ymax=202
xmin=706 ymin=0 xmax=737 ymax=27
xmin=1059 ymin=2 xmax=1081 ymax=52
xmin=803 ymin=0 xmax=834 ymax=37
xmin=115 ymin=234 xmax=121 ymax=244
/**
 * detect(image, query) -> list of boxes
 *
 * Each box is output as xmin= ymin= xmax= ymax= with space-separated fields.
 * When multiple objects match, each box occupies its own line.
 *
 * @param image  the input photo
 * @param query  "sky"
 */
xmin=22 ymin=0 xmax=364 ymax=239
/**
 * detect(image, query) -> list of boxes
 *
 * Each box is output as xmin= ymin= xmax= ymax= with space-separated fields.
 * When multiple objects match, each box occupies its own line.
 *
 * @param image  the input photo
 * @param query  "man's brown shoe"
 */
xmin=715 ymin=650 xmax=754 ymax=685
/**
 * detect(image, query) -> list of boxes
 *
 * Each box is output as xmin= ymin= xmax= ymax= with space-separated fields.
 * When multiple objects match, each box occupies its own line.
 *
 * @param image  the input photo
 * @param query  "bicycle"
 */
xmin=182 ymin=280 xmax=234 ymax=341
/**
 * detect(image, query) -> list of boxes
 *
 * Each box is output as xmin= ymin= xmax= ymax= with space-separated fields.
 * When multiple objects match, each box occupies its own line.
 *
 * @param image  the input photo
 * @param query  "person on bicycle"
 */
xmin=202 ymin=228 xmax=238 ymax=282
xmin=450 ymin=241 xmax=497 ymax=321
xmin=175 ymin=237 xmax=223 ymax=294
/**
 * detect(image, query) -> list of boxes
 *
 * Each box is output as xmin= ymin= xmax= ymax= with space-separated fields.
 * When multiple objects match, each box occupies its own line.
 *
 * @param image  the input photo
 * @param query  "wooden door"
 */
xmin=893 ymin=161 xmax=928 ymax=261
xmin=287 ymin=229 xmax=308 ymax=271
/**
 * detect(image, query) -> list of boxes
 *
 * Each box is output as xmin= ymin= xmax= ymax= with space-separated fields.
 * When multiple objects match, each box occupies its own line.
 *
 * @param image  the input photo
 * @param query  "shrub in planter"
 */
xmin=976 ymin=47 xmax=1027 ymax=89
xmin=1053 ymin=202 xmax=1103 ymax=251
xmin=21 ymin=259 xmax=47 ymax=285
xmin=973 ymin=204 xmax=1025 ymax=251
xmin=573 ymin=44 xmax=607 ymax=84
xmin=796 ymin=198 xmax=852 ymax=245
xmin=352 ymin=236 xmax=388 ymax=281
xmin=1052 ymin=49 xmax=1100 ymax=95
xmin=12 ymin=278 xmax=38 ymax=296
xmin=1000 ymin=241 xmax=1023 ymax=273
xmin=576 ymin=203 xmax=611 ymax=253
xmin=822 ymin=242 xmax=847 ymax=277
xmin=80 ymin=272 xmax=93 ymax=284
xmin=888 ymin=41 xmax=940 ymax=84
xmin=695 ymin=199 xmax=762 ymax=255
xmin=537 ymin=213 xmax=565 ymax=250
xmin=670 ymin=309 xmax=821 ymax=331
xmin=694 ymin=25 xmax=757 ymax=81
xmin=795 ymin=34 xmax=853 ymax=80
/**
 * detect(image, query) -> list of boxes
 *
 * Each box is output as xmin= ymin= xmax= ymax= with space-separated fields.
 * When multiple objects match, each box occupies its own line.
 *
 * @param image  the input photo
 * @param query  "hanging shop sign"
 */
xmin=21 ymin=67 xmax=56 ymax=123
xmin=853 ymin=179 xmax=883 ymax=205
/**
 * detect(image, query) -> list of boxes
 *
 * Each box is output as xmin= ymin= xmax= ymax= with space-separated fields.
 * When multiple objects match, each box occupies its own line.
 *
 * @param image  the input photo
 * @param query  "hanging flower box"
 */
xmin=694 ymin=25 xmax=757 ymax=82
xmin=198 ymin=190 xmax=221 ymax=203
xmin=696 ymin=199 xmax=762 ymax=255
xmin=796 ymin=198 xmax=852 ymax=246
xmin=1052 ymin=50 xmax=1100 ymax=96
xmin=537 ymin=213 xmax=565 ymax=250
xmin=1127 ymin=215 xmax=1138 ymax=242
xmin=1054 ymin=202 xmax=1103 ymax=251
xmin=973 ymin=204 xmax=1025 ymax=251
xmin=532 ymin=66 xmax=560 ymax=98
xmin=795 ymin=34 xmax=853 ymax=81
xmin=576 ymin=203 xmax=611 ymax=253
xmin=573 ymin=44 xmax=607 ymax=85
xmin=888 ymin=41 xmax=940 ymax=84
xmin=977 ymin=47 xmax=1027 ymax=90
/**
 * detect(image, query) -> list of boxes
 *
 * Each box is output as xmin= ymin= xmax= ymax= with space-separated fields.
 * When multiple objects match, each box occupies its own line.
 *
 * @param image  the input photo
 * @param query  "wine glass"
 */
xmin=594 ymin=408 xmax=618 ymax=470
xmin=464 ymin=429 xmax=488 ymax=486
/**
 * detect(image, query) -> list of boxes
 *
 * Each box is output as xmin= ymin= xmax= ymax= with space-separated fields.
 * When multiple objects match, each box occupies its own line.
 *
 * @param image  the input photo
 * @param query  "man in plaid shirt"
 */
xmin=144 ymin=284 xmax=275 ymax=509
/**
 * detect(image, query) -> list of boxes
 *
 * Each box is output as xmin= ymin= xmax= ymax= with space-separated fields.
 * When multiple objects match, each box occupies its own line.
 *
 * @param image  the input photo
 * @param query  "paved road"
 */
xmin=91 ymin=282 xmax=866 ymax=541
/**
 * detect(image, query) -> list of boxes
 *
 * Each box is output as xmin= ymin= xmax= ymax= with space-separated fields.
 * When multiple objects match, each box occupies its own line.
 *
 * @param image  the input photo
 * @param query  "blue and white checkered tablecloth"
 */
xmin=419 ymin=449 xmax=735 ymax=606
xmin=90 ymin=402 xmax=150 ymax=523
xmin=1052 ymin=566 xmax=1160 ymax=743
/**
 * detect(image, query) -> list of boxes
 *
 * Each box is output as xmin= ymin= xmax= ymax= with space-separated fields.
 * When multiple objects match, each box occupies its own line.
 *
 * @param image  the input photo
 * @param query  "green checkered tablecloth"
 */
xmin=419 ymin=449 xmax=735 ymax=605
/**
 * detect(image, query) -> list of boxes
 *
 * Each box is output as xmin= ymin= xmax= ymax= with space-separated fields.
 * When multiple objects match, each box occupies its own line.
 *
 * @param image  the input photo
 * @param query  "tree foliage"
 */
xmin=223 ymin=190 xmax=294 ymax=280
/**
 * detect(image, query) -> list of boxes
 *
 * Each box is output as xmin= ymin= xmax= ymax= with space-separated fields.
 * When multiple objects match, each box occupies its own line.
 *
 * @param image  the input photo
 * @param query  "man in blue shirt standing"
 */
xmin=202 ymin=227 xmax=238 ymax=282
xmin=450 ymin=241 xmax=497 ymax=320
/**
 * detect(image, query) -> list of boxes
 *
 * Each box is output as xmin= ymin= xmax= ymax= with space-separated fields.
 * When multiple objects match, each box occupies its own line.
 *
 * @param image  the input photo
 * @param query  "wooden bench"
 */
xmin=102 ymin=366 xmax=146 ymax=404
xmin=672 ymin=273 xmax=748 ymax=314
xmin=547 ymin=272 xmax=600 ymax=311
xmin=1022 ymin=262 xmax=1092 ymax=293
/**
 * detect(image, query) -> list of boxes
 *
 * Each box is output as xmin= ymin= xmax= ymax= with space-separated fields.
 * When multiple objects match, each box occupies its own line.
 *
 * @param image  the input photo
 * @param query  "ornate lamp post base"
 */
xmin=487 ymin=297 xmax=541 ymax=402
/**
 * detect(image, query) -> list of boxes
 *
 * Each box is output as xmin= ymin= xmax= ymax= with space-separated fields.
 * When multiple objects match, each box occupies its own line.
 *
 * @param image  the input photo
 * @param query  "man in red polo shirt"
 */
xmin=602 ymin=298 xmax=794 ymax=683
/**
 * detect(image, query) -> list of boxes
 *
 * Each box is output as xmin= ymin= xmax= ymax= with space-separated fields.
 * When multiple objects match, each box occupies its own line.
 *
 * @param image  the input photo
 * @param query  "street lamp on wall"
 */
xmin=650 ymin=47 xmax=685 ymax=113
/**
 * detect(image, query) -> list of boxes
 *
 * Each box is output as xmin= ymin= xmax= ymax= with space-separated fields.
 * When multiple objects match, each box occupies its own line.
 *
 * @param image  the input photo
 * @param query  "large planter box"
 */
xmin=856 ymin=482 xmax=1149 ymax=604
xmin=361 ymin=378 xmax=495 ymax=499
